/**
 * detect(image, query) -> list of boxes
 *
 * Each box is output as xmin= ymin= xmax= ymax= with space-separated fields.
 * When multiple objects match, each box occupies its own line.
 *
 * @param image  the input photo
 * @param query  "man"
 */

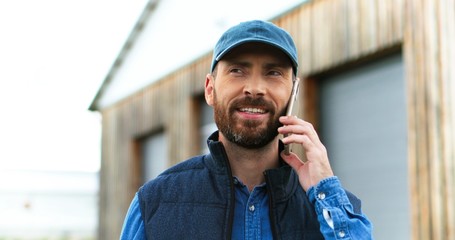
xmin=120 ymin=20 xmax=373 ymax=239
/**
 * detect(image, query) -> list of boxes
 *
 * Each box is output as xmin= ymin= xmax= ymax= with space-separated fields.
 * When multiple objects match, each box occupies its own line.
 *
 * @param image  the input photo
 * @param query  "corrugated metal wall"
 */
xmin=96 ymin=0 xmax=455 ymax=239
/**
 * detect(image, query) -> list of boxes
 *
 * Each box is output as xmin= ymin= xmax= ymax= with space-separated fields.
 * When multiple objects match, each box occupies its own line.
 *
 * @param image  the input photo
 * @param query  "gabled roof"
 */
xmin=89 ymin=0 xmax=159 ymax=111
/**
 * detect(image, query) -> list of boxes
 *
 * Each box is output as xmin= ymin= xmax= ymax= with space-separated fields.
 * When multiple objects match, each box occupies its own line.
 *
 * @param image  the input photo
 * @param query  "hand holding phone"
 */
xmin=283 ymin=78 xmax=300 ymax=155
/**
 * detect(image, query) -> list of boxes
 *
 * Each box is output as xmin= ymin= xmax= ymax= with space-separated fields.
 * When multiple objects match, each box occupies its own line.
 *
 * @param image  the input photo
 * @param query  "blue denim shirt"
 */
xmin=120 ymin=176 xmax=373 ymax=239
xmin=232 ymin=177 xmax=272 ymax=240
xmin=308 ymin=177 xmax=373 ymax=239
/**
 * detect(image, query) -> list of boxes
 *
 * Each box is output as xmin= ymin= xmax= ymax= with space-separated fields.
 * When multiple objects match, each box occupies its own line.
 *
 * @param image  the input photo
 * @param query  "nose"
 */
xmin=243 ymin=77 xmax=266 ymax=97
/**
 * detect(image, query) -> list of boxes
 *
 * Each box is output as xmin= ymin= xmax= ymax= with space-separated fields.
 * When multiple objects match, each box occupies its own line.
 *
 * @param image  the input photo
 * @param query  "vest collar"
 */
xmin=205 ymin=131 xmax=299 ymax=202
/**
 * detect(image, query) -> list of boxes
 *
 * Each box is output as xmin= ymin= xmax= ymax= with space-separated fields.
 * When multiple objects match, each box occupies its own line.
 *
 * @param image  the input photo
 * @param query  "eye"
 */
xmin=267 ymin=70 xmax=283 ymax=77
xmin=229 ymin=68 xmax=244 ymax=75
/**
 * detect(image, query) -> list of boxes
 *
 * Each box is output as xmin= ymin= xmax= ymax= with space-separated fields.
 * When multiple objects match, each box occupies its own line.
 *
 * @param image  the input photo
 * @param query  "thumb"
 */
xmin=280 ymin=151 xmax=304 ymax=171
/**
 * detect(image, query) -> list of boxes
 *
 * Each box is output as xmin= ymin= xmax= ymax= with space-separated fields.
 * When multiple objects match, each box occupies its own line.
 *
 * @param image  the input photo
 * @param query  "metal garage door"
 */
xmin=318 ymin=54 xmax=410 ymax=239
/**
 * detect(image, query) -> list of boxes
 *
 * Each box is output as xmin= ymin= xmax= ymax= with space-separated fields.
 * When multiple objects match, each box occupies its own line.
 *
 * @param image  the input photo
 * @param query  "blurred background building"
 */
xmin=89 ymin=0 xmax=454 ymax=239
xmin=0 ymin=170 xmax=98 ymax=239
xmin=0 ymin=0 xmax=147 ymax=239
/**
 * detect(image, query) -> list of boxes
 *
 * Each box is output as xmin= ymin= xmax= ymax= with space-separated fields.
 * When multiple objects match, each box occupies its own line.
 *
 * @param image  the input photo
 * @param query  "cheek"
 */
xmin=214 ymin=86 xmax=241 ymax=105
xmin=274 ymin=89 xmax=293 ymax=110
xmin=213 ymin=89 xmax=232 ymax=111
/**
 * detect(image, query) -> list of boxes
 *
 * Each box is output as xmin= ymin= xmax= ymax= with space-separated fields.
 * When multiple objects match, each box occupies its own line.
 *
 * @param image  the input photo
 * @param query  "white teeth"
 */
xmin=240 ymin=108 xmax=266 ymax=114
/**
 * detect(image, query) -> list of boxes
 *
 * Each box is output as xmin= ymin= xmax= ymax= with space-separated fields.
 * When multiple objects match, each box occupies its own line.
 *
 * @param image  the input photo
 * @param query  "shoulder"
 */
xmin=160 ymin=154 xmax=207 ymax=175
xmin=137 ymin=153 xmax=229 ymax=218
xmin=120 ymin=193 xmax=146 ymax=240
xmin=138 ymin=154 xmax=209 ymax=200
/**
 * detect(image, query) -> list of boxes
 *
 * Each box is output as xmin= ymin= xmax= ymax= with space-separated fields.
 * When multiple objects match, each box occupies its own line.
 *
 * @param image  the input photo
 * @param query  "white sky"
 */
xmin=0 ymin=0 xmax=149 ymax=172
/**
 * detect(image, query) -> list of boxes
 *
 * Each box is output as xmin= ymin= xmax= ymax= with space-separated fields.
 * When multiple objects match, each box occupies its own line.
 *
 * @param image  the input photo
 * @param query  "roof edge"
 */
xmin=89 ymin=0 xmax=160 ymax=111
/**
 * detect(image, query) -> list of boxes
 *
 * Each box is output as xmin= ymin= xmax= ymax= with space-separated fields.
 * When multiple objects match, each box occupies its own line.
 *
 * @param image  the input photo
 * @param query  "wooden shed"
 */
xmin=89 ymin=0 xmax=455 ymax=239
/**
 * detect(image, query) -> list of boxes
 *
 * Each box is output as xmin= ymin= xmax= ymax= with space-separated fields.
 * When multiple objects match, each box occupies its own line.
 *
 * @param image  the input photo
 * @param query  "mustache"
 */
xmin=230 ymin=96 xmax=275 ymax=113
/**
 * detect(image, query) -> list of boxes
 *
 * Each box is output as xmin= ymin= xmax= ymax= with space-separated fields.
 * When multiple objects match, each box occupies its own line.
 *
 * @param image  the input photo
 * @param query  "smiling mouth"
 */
xmin=239 ymin=107 xmax=267 ymax=114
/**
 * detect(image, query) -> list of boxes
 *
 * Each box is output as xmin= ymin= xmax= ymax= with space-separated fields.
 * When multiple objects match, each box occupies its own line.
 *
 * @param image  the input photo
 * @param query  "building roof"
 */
xmin=89 ymin=0 xmax=306 ymax=111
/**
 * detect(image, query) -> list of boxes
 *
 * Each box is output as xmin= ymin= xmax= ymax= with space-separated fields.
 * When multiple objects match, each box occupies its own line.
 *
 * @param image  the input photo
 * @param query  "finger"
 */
xmin=279 ymin=116 xmax=317 ymax=135
xmin=279 ymin=124 xmax=316 ymax=138
xmin=279 ymin=115 xmax=301 ymax=127
xmin=280 ymin=151 xmax=304 ymax=170
xmin=283 ymin=134 xmax=319 ymax=153
xmin=279 ymin=121 xmax=321 ymax=146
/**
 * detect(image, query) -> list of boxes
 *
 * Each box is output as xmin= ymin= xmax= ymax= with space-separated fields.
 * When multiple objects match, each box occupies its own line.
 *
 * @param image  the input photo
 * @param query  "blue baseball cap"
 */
xmin=211 ymin=20 xmax=298 ymax=75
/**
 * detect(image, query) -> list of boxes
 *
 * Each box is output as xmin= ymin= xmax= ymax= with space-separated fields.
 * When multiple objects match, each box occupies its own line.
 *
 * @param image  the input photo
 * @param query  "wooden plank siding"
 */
xmin=404 ymin=0 xmax=455 ymax=239
xmin=96 ymin=0 xmax=455 ymax=239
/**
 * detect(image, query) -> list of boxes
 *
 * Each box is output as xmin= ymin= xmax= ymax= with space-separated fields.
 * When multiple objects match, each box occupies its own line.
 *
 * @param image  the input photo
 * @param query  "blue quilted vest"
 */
xmin=138 ymin=132 xmax=361 ymax=239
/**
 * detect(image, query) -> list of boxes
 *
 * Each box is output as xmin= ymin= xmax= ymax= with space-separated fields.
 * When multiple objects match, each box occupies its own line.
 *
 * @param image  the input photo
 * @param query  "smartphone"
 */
xmin=283 ymin=78 xmax=300 ymax=155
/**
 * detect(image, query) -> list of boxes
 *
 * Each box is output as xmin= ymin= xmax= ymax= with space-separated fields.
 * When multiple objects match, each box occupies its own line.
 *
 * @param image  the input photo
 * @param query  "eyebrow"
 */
xmin=263 ymin=62 xmax=291 ymax=70
xmin=224 ymin=60 xmax=252 ymax=68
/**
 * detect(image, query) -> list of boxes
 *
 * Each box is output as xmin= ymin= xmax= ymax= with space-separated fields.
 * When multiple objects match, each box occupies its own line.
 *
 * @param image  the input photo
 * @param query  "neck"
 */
xmin=219 ymin=134 xmax=280 ymax=191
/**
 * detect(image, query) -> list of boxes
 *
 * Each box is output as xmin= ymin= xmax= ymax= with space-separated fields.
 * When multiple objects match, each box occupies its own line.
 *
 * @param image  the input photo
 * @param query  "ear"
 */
xmin=205 ymin=73 xmax=215 ymax=106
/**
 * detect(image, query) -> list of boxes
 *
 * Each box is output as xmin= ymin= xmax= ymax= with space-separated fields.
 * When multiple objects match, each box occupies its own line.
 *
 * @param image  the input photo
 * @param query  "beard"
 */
xmin=213 ymin=90 xmax=287 ymax=149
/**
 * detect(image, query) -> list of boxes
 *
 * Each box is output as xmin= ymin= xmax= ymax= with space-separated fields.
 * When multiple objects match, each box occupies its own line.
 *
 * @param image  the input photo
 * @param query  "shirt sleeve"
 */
xmin=120 ymin=193 xmax=146 ymax=240
xmin=307 ymin=176 xmax=374 ymax=240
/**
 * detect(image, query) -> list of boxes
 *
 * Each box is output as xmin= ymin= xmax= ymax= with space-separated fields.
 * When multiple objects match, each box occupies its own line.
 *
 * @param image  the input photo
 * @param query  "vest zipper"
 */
xmin=219 ymin=146 xmax=235 ymax=240
xmin=264 ymin=171 xmax=280 ymax=240
xmin=227 ymin=169 xmax=235 ymax=240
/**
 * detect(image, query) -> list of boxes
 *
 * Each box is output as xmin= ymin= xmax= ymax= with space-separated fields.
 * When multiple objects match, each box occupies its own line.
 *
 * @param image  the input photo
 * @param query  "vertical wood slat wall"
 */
xmin=96 ymin=0 xmax=454 ymax=239
xmin=404 ymin=0 xmax=455 ymax=239
xmin=98 ymin=54 xmax=213 ymax=239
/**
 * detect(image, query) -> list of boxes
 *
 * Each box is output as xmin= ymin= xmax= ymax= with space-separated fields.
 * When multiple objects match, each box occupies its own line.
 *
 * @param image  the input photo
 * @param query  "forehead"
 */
xmin=220 ymin=42 xmax=293 ymax=68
